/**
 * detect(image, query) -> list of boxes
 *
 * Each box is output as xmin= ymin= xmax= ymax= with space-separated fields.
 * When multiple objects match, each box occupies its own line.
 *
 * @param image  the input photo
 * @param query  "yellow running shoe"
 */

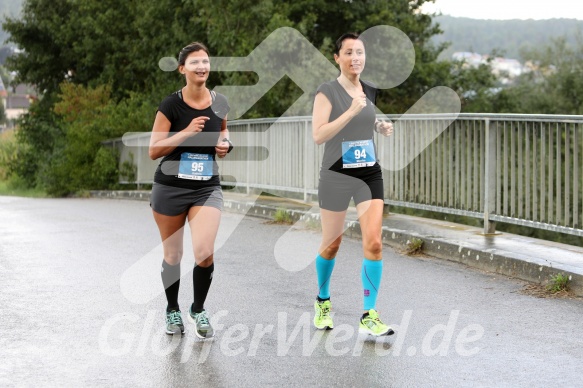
xmin=359 ymin=309 xmax=394 ymax=336
xmin=313 ymin=300 xmax=334 ymax=330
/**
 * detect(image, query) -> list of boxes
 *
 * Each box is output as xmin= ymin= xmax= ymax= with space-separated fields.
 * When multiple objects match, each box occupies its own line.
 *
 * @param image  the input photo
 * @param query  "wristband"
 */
xmin=222 ymin=138 xmax=234 ymax=153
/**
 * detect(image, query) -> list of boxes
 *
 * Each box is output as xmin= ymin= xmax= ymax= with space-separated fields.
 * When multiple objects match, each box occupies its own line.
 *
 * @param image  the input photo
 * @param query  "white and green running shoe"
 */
xmin=188 ymin=308 xmax=214 ymax=338
xmin=359 ymin=309 xmax=394 ymax=336
xmin=165 ymin=309 xmax=185 ymax=335
xmin=313 ymin=299 xmax=334 ymax=330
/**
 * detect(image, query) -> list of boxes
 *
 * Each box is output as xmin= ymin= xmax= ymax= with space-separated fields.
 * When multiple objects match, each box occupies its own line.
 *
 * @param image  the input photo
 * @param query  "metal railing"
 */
xmin=105 ymin=114 xmax=583 ymax=236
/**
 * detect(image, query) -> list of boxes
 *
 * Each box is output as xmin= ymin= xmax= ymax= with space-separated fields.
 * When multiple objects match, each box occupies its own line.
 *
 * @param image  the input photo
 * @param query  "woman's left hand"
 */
xmin=377 ymin=121 xmax=394 ymax=137
xmin=215 ymin=140 xmax=230 ymax=158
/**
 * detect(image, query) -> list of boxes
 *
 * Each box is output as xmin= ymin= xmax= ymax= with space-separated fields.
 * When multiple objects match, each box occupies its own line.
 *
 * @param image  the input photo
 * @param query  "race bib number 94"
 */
xmin=178 ymin=152 xmax=213 ymax=180
xmin=341 ymin=139 xmax=376 ymax=168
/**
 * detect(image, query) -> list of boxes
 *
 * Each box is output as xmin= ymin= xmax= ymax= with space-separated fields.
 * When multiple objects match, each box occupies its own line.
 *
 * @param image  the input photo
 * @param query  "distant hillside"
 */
xmin=2 ymin=3 xmax=582 ymax=63
xmin=432 ymin=15 xmax=583 ymax=61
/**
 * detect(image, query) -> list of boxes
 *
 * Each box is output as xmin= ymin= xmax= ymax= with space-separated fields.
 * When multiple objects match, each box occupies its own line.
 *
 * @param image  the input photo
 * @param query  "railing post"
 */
xmin=303 ymin=119 xmax=309 ymax=203
xmin=246 ymin=123 xmax=251 ymax=195
xmin=483 ymin=118 xmax=497 ymax=234
xmin=137 ymin=136 xmax=142 ymax=190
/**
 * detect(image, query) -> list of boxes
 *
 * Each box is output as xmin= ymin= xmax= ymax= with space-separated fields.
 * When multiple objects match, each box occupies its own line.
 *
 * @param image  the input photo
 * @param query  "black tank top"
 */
xmin=315 ymin=79 xmax=380 ymax=176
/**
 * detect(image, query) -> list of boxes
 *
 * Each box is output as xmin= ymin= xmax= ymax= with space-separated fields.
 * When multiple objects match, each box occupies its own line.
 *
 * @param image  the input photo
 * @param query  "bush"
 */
xmin=92 ymin=147 xmax=120 ymax=189
xmin=21 ymin=83 xmax=154 ymax=195
xmin=0 ymin=130 xmax=17 ymax=180
xmin=119 ymin=152 xmax=137 ymax=185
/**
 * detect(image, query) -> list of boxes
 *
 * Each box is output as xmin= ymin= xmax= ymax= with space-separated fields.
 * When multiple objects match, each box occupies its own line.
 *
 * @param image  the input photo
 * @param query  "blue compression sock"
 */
xmin=315 ymin=255 xmax=335 ymax=300
xmin=362 ymin=258 xmax=383 ymax=310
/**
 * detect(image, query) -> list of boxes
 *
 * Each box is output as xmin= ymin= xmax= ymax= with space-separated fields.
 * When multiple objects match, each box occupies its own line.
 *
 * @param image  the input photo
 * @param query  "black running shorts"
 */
xmin=150 ymin=183 xmax=223 ymax=216
xmin=318 ymin=168 xmax=384 ymax=212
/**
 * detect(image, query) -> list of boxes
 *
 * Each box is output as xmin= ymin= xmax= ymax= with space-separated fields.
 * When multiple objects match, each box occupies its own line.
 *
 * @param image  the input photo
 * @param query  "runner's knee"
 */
xmin=364 ymin=238 xmax=382 ymax=257
xmin=194 ymin=247 xmax=214 ymax=265
xmin=322 ymin=238 xmax=342 ymax=257
xmin=164 ymin=250 xmax=183 ymax=265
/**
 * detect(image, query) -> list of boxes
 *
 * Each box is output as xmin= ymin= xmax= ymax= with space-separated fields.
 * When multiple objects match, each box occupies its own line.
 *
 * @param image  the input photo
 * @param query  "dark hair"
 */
xmin=334 ymin=32 xmax=362 ymax=56
xmin=178 ymin=42 xmax=210 ymax=66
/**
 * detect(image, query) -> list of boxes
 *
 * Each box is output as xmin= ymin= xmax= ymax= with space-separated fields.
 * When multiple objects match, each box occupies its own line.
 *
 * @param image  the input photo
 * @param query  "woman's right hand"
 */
xmin=348 ymin=93 xmax=367 ymax=118
xmin=185 ymin=116 xmax=210 ymax=135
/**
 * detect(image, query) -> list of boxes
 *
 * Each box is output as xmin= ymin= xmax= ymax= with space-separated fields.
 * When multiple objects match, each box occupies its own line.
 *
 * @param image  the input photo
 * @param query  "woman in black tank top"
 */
xmin=311 ymin=33 xmax=395 ymax=336
xmin=148 ymin=42 xmax=232 ymax=339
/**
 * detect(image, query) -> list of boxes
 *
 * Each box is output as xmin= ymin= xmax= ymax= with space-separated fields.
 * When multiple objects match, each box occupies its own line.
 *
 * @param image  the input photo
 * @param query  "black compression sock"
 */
xmin=191 ymin=263 xmax=214 ymax=313
xmin=161 ymin=260 xmax=180 ymax=311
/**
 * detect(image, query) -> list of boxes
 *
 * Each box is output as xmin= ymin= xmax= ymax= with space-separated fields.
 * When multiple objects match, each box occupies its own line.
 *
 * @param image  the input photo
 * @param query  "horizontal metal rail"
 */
xmin=103 ymin=114 xmax=583 ymax=237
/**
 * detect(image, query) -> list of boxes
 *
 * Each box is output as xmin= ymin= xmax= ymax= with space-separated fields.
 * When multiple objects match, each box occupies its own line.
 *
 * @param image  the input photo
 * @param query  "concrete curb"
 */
xmin=90 ymin=190 xmax=152 ymax=201
xmin=378 ymin=230 xmax=583 ymax=297
xmin=90 ymin=190 xmax=583 ymax=297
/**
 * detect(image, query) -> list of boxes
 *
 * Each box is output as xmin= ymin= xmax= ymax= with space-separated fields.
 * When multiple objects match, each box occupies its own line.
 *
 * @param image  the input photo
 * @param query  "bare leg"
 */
xmin=318 ymin=208 xmax=347 ymax=259
xmin=187 ymin=205 xmax=222 ymax=267
xmin=356 ymin=199 xmax=384 ymax=261
xmin=152 ymin=210 xmax=187 ymax=264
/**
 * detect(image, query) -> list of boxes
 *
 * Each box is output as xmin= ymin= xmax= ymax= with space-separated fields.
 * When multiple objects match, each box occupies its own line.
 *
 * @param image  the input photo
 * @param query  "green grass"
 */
xmin=405 ymin=237 xmax=424 ymax=255
xmin=273 ymin=207 xmax=294 ymax=224
xmin=0 ymin=179 xmax=47 ymax=198
xmin=546 ymin=273 xmax=570 ymax=294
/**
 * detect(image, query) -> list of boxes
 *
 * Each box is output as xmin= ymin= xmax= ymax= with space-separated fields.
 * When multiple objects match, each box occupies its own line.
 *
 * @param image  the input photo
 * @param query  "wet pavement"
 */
xmin=231 ymin=192 xmax=583 ymax=294
xmin=92 ymin=189 xmax=583 ymax=296
xmin=1 ymin=195 xmax=582 ymax=387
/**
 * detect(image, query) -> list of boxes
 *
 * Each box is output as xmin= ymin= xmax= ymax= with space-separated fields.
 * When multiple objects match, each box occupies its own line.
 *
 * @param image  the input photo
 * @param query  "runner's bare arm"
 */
xmin=312 ymin=92 xmax=367 ymax=145
xmin=215 ymin=116 xmax=230 ymax=158
xmin=149 ymin=112 xmax=210 ymax=160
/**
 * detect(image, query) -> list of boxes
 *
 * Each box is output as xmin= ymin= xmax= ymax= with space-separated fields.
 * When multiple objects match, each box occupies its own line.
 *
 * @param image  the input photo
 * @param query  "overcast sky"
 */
xmin=421 ymin=0 xmax=583 ymax=20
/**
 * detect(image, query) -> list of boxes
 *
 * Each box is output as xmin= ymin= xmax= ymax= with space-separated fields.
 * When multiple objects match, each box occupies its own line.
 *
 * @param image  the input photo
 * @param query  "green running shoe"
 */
xmin=165 ymin=309 xmax=185 ymax=335
xmin=188 ymin=308 xmax=214 ymax=338
xmin=313 ymin=299 xmax=334 ymax=330
xmin=359 ymin=309 xmax=394 ymax=336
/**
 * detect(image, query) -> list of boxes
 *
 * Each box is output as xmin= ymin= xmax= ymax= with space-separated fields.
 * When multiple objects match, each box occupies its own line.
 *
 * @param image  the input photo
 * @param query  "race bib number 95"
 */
xmin=341 ymin=139 xmax=376 ymax=169
xmin=178 ymin=152 xmax=213 ymax=180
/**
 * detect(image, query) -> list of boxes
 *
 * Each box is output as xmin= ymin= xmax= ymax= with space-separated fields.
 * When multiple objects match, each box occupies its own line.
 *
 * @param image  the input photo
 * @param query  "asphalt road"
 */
xmin=1 ymin=196 xmax=582 ymax=387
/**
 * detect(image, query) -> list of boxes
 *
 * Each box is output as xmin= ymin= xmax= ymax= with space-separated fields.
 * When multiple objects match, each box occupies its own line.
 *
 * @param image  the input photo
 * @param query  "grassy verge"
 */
xmin=0 ymin=179 xmax=47 ymax=198
xmin=272 ymin=207 xmax=294 ymax=224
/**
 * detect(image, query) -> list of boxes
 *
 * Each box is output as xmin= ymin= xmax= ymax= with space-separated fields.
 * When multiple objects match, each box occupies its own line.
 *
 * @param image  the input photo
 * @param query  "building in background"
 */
xmin=0 ymin=80 xmax=35 ymax=132
xmin=452 ymin=51 xmax=525 ymax=85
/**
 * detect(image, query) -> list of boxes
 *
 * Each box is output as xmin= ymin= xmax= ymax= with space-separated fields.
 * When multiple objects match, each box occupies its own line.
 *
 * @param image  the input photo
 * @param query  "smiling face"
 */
xmin=179 ymin=50 xmax=210 ymax=84
xmin=334 ymin=38 xmax=365 ymax=77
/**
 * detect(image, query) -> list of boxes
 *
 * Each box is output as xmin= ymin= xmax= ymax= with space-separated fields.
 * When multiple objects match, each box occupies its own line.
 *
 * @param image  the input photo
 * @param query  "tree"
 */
xmin=0 ymin=102 xmax=6 ymax=125
xmin=3 ymin=0 xmax=501 ymax=194
xmin=489 ymin=35 xmax=583 ymax=115
xmin=447 ymin=58 xmax=499 ymax=113
xmin=2 ymin=0 xmax=75 ymax=95
xmin=4 ymin=0 xmax=454 ymax=114
xmin=33 ymin=82 xmax=155 ymax=195
xmin=10 ymin=93 xmax=63 ymax=187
